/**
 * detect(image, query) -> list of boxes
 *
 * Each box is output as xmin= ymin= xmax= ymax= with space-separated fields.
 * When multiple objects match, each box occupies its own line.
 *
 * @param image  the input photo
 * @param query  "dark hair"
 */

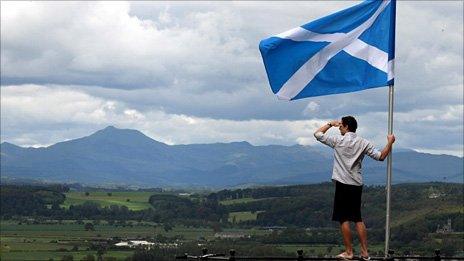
xmin=342 ymin=116 xmax=357 ymax=132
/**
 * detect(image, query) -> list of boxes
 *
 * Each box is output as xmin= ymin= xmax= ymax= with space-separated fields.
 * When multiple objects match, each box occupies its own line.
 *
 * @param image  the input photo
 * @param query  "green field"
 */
xmin=220 ymin=197 xmax=278 ymax=205
xmin=0 ymin=221 xmax=271 ymax=260
xmin=1 ymin=222 xmax=157 ymax=239
xmin=62 ymin=191 xmax=154 ymax=210
xmin=228 ymin=211 xmax=263 ymax=223
xmin=0 ymin=250 xmax=133 ymax=261
xmin=391 ymin=205 xmax=464 ymax=227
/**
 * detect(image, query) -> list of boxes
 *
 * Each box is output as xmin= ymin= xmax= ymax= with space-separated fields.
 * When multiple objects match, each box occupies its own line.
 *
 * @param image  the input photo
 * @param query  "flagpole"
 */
xmin=384 ymin=84 xmax=394 ymax=256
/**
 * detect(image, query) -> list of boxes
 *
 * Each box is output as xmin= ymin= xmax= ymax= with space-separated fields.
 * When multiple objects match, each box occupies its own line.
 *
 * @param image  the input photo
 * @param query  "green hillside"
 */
xmin=62 ymin=191 xmax=154 ymax=210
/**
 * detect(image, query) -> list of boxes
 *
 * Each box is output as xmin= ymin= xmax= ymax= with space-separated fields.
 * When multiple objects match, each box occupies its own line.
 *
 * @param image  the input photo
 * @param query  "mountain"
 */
xmin=1 ymin=126 xmax=463 ymax=188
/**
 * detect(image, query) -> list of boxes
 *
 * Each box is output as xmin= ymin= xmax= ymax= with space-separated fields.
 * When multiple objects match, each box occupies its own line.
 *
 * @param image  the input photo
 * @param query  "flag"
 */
xmin=259 ymin=0 xmax=396 ymax=100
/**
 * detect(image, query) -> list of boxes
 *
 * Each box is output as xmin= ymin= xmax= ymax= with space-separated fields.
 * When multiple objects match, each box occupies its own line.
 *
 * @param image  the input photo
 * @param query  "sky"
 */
xmin=1 ymin=1 xmax=463 ymax=157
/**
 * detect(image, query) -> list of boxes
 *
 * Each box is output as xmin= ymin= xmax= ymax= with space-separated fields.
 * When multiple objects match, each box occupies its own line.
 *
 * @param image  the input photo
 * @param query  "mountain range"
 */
xmin=1 ymin=126 xmax=462 ymax=188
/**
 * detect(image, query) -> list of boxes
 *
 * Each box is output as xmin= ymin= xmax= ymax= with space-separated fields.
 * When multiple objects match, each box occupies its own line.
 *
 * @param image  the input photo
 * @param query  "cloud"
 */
xmin=0 ymin=84 xmax=326 ymax=147
xmin=1 ymin=1 xmax=463 ymax=157
xmin=303 ymin=101 xmax=320 ymax=116
xmin=2 ymin=84 xmax=462 ymax=157
xmin=3 ymin=1 xmax=461 ymax=121
xmin=1 ymin=1 xmax=258 ymax=91
xmin=355 ymin=107 xmax=463 ymax=156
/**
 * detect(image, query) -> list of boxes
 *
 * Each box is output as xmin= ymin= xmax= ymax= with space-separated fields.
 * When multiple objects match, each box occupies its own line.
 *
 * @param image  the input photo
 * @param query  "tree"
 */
xmin=326 ymin=246 xmax=333 ymax=254
xmin=163 ymin=223 xmax=173 ymax=232
xmin=96 ymin=245 xmax=106 ymax=261
xmin=52 ymin=203 xmax=62 ymax=211
xmin=107 ymin=192 xmax=112 ymax=197
xmin=85 ymin=192 xmax=90 ymax=196
xmin=84 ymin=222 xmax=95 ymax=231
xmin=61 ymin=255 xmax=74 ymax=261
xmin=211 ymin=222 xmax=222 ymax=233
xmin=80 ymin=255 xmax=95 ymax=261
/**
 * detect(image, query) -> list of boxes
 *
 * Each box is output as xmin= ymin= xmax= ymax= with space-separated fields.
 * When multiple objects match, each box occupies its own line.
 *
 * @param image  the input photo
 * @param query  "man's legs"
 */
xmin=340 ymin=221 xmax=353 ymax=255
xmin=355 ymin=221 xmax=369 ymax=257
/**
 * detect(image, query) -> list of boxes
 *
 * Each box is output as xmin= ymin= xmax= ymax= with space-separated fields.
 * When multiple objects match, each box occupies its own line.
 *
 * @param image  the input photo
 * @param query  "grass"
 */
xmin=228 ymin=211 xmax=263 ymax=223
xmin=391 ymin=204 xmax=464 ymax=227
xmin=0 ymin=221 xmax=273 ymax=260
xmin=1 ymin=223 xmax=159 ymax=239
xmin=0 ymin=250 xmax=133 ymax=261
xmin=62 ymin=191 xmax=154 ymax=210
xmin=220 ymin=197 xmax=277 ymax=205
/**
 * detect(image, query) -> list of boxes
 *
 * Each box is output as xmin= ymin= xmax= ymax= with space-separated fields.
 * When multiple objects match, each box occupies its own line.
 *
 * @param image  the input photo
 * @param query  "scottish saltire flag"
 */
xmin=259 ymin=0 xmax=396 ymax=100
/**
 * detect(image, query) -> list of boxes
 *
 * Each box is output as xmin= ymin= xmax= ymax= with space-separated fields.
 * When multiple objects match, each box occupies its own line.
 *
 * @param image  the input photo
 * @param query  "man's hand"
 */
xmin=379 ymin=134 xmax=396 ymax=161
xmin=314 ymin=119 xmax=340 ymax=135
xmin=329 ymin=120 xmax=341 ymax=127
xmin=387 ymin=134 xmax=395 ymax=144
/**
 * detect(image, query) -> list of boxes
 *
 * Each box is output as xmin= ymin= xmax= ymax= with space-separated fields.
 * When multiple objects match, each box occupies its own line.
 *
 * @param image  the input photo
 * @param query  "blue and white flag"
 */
xmin=259 ymin=0 xmax=396 ymax=100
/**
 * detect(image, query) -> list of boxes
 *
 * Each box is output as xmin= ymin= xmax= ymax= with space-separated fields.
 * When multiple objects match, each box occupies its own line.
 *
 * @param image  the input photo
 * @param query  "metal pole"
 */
xmin=384 ymin=84 xmax=394 ymax=256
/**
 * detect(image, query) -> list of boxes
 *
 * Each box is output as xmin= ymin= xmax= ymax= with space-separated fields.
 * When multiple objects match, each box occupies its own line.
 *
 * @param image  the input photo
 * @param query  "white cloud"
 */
xmin=394 ymin=105 xmax=464 ymax=123
xmin=1 ymin=85 xmax=126 ymax=124
xmin=1 ymin=1 xmax=258 ymax=90
xmin=0 ymin=1 xmax=463 ymax=157
xmin=303 ymin=101 xmax=320 ymax=115
xmin=414 ymin=148 xmax=463 ymax=157
xmin=355 ymin=107 xmax=464 ymax=157
xmin=1 ymin=84 xmax=326 ymax=147
xmin=3 ymin=84 xmax=462 ymax=156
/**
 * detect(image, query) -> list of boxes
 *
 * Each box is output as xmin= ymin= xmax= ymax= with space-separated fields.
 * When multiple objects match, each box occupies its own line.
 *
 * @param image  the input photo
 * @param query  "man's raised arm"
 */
xmin=314 ymin=120 xmax=341 ymax=136
xmin=313 ymin=120 xmax=341 ymax=148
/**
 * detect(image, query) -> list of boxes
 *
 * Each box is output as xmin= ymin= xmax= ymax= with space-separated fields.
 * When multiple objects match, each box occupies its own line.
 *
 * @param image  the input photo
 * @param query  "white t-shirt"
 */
xmin=314 ymin=131 xmax=381 ymax=186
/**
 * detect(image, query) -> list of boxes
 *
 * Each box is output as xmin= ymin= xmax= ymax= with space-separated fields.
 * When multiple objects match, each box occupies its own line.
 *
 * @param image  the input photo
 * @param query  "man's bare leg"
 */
xmin=355 ymin=221 xmax=369 ymax=257
xmin=340 ymin=221 xmax=353 ymax=256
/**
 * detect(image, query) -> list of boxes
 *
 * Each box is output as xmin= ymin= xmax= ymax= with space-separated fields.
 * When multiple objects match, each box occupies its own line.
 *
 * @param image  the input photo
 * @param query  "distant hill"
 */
xmin=1 ymin=126 xmax=462 ymax=188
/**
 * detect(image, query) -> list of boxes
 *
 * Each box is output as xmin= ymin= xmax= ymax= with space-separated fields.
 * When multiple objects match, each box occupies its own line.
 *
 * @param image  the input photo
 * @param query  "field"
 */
xmin=0 ymin=221 xmax=153 ymax=260
xmin=0 ymin=221 xmax=361 ymax=260
xmin=228 ymin=211 xmax=263 ymax=223
xmin=0 ymin=221 xmax=271 ymax=260
xmin=0 ymin=250 xmax=133 ymax=261
xmin=62 ymin=191 xmax=154 ymax=210
xmin=219 ymin=197 xmax=280 ymax=205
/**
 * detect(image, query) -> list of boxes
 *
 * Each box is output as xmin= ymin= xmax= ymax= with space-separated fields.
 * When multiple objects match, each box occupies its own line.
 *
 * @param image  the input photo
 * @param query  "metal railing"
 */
xmin=176 ymin=249 xmax=464 ymax=261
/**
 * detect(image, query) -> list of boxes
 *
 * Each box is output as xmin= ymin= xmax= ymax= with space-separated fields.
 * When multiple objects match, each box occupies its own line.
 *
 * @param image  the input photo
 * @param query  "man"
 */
xmin=314 ymin=116 xmax=395 ymax=260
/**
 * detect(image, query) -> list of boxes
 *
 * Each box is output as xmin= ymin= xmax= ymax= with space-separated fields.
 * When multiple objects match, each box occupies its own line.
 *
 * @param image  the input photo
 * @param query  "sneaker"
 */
xmin=360 ymin=256 xmax=371 ymax=261
xmin=336 ymin=252 xmax=354 ymax=260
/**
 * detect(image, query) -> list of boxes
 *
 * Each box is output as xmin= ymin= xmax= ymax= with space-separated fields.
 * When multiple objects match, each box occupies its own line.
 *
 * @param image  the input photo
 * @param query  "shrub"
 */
xmin=61 ymin=255 xmax=73 ymax=261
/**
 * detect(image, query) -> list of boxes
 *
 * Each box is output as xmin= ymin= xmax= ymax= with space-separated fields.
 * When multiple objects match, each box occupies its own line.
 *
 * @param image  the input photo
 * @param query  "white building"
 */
xmin=115 ymin=240 xmax=155 ymax=248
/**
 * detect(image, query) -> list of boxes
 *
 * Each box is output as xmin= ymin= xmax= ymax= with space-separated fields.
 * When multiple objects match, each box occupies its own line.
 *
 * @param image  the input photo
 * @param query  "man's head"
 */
xmin=339 ymin=116 xmax=357 ymax=135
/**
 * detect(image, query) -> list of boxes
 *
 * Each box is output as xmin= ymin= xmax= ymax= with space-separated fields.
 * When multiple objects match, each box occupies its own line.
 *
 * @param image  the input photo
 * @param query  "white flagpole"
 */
xmin=384 ymin=84 xmax=394 ymax=256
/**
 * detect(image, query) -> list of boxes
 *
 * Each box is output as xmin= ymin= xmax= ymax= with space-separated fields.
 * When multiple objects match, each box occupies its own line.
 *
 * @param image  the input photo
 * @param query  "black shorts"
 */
xmin=332 ymin=180 xmax=363 ymax=223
